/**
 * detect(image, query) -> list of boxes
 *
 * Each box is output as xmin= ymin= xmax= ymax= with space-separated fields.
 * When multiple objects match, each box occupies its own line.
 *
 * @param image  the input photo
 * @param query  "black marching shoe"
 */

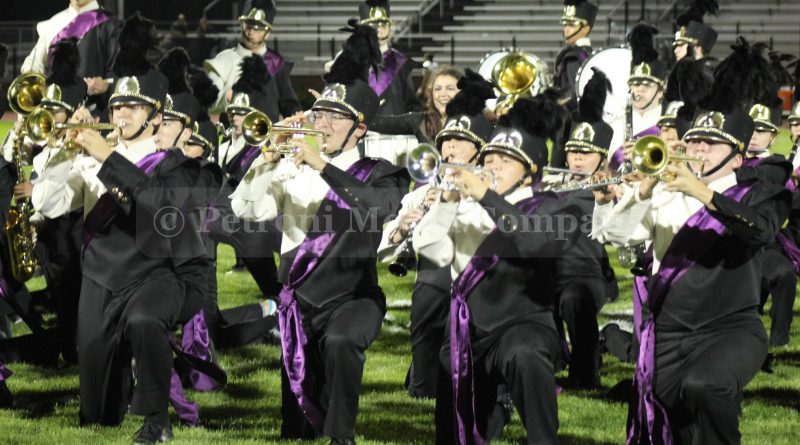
xmin=329 ymin=438 xmax=356 ymax=445
xmin=0 ymin=381 xmax=12 ymax=408
xmin=133 ymin=421 xmax=173 ymax=444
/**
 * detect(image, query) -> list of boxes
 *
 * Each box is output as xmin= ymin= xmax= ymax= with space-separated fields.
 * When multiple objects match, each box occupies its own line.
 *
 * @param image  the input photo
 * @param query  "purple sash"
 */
xmin=279 ymin=157 xmax=381 ymax=431
xmin=609 ymin=126 xmax=661 ymax=171
xmin=232 ymin=146 xmax=262 ymax=176
xmin=180 ymin=310 xmax=219 ymax=391
xmin=48 ymin=9 xmax=111 ymax=62
xmin=628 ymin=182 xmax=754 ymax=445
xmin=263 ymin=50 xmax=286 ymax=78
xmin=450 ymin=195 xmax=552 ymax=445
xmin=82 ymin=150 xmax=171 ymax=250
xmin=169 ymin=368 xmax=199 ymax=426
xmin=786 ymin=165 xmax=800 ymax=193
xmin=369 ymin=49 xmax=407 ymax=98
xmin=631 ymin=247 xmax=654 ymax=341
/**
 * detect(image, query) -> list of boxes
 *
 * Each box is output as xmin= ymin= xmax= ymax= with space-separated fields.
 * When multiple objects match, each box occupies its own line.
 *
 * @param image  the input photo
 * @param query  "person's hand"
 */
xmin=622 ymin=140 xmax=635 ymax=161
xmin=84 ymin=77 xmax=109 ymax=95
xmin=450 ymin=169 xmax=489 ymax=202
xmin=261 ymin=146 xmax=281 ymax=164
xmin=74 ymin=128 xmax=114 ymax=162
xmin=422 ymin=188 xmax=440 ymax=208
xmin=636 ymin=174 xmax=659 ymax=200
xmin=663 ymin=163 xmax=714 ymax=207
xmin=592 ymin=171 xmax=618 ymax=205
xmin=292 ymin=138 xmax=326 ymax=171
xmin=13 ymin=181 xmax=32 ymax=200
xmin=391 ymin=209 xmax=424 ymax=243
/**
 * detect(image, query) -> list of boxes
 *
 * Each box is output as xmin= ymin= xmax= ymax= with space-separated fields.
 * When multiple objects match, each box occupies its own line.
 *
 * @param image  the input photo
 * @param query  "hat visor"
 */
xmin=226 ymin=105 xmax=253 ymax=115
xmin=560 ymin=17 xmax=587 ymax=26
xmin=479 ymin=144 xmax=534 ymax=170
xmin=40 ymin=99 xmax=73 ymax=113
xmin=312 ymin=100 xmax=359 ymax=122
xmin=109 ymin=94 xmax=158 ymax=109
xmin=672 ymin=37 xmax=698 ymax=47
xmin=564 ymin=141 xmax=608 ymax=155
xmin=163 ymin=110 xmax=192 ymax=125
xmin=239 ymin=18 xmax=271 ymax=31
xmin=684 ymin=128 xmax=741 ymax=150
xmin=657 ymin=117 xmax=677 ymax=128
xmin=752 ymin=120 xmax=778 ymax=133
xmin=435 ymin=129 xmax=484 ymax=151
xmin=789 ymin=116 xmax=800 ymax=124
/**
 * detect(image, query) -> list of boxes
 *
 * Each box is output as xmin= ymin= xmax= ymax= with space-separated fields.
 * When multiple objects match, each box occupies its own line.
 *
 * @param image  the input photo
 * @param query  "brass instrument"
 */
xmin=241 ymin=110 xmax=327 ymax=154
xmin=407 ymin=144 xmax=494 ymax=190
xmin=25 ymin=107 xmax=118 ymax=151
xmin=5 ymin=128 xmax=38 ymax=282
xmin=478 ymin=49 xmax=552 ymax=112
xmin=631 ymin=135 xmax=704 ymax=180
xmin=7 ymin=73 xmax=47 ymax=115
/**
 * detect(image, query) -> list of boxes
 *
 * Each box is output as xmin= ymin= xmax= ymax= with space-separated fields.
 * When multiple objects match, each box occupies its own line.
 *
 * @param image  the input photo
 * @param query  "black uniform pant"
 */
xmin=554 ymin=277 xmax=606 ymax=384
xmin=281 ymin=293 xmax=385 ymax=440
xmin=406 ymin=281 xmax=449 ymax=398
xmin=759 ymin=246 xmax=796 ymax=346
xmin=435 ymin=320 xmax=560 ymax=445
xmin=78 ymin=269 xmax=183 ymax=426
xmin=649 ymin=315 xmax=767 ymax=445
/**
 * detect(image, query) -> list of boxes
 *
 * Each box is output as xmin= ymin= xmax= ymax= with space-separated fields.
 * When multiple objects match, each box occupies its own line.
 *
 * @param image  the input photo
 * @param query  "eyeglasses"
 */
xmin=310 ymin=111 xmax=352 ymax=124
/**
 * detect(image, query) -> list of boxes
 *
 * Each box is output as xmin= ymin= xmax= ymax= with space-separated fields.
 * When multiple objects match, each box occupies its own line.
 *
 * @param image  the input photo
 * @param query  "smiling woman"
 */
xmin=368 ymin=66 xmax=464 ymax=145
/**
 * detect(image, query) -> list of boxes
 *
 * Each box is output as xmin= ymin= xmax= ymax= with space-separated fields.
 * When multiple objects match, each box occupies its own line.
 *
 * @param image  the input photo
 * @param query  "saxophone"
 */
xmin=5 ymin=128 xmax=39 ymax=282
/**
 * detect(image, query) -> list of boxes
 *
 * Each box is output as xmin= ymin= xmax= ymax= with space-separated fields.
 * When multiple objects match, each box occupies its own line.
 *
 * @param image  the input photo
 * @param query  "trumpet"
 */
xmin=25 ymin=107 xmax=119 ymax=149
xmin=631 ymin=135 xmax=704 ymax=180
xmin=407 ymin=144 xmax=495 ymax=191
xmin=242 ymin=110 xmax=327 ymax=154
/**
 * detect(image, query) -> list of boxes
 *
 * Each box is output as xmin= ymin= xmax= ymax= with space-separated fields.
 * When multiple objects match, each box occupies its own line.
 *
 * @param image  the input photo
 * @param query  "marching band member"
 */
xmin=414 ymin=91 xmax=577 ymax=445
xmin=552 ymin=69 xmax=617 ymax=388
xmin=609 ymin=24 xmax=667 ymax=169
xmin=21 ymin=0 xmax=119 ymax=103
xmin=554 ymin=0 xmax=597 ymax=108
xmin=592 ymin=38 xmax=791 ymax=444
xmin=672 ymin=0 xmax=719 ymax=69
xmin=551 ymin=0 xmax=598 ymax=168
xmin=204 ymin=0 xmax=302 ymax=120
xmin=378 ymin=69 xmax=494 ymax=398
xmin=357 ymin=0 xmax=422 ymax=115
xmin=31 ymin=13 xmax=203 ymax=443
xmin=231 ymin=20 xmax=409 ymax=444
xmin=13 ymin=38 xmax=88 ymax=364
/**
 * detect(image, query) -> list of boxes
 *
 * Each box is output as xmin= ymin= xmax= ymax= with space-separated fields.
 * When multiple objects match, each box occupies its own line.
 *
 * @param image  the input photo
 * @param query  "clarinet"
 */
xmin=387 ymin=201 xmax=431 ymax=277
xmin=617 ymin=93 xmax=642 ymax=270
xmin=788 ymin=137 xmax=800 ymax=165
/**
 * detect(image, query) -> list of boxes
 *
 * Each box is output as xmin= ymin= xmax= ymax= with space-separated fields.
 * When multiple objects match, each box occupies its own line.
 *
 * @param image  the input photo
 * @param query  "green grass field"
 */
xmin=1 ymin=246 xmax=800 ymax=445
xmin=0 ymin=123 xmax=798 ymax=443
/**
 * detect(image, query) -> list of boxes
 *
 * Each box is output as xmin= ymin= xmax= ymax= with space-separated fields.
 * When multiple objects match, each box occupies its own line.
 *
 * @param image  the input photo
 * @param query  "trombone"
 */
xmin=242 ymin=110 xmax=327 ymax=154
xmin=25 ymin=107 xmax=119 ymax=150
xmin=631 ymin=135 xmax=704 ymax=181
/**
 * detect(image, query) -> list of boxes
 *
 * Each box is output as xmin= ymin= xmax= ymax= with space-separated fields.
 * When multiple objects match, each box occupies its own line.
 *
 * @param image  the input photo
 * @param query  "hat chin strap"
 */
xmin=501 ymin=171 xmax=531 ymax=198
xmin=565 ymin=24 xmax=587 ymax=43
xmin=327 ymin=121 xmax=359 ymax=158
xmin=118 ymin=106 xmax=159 ymax=142
xmin=171 ymin=122 xmax=187 ymax=149
xmin=699 ymin=147 xmax=738 ymax=178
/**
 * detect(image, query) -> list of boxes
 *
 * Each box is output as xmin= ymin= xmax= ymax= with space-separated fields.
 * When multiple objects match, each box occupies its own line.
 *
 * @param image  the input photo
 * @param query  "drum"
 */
xmin=575 ymin=46 xmax=631 ymax=124
xmin=362 ymin=132 xmax=420 ymax=167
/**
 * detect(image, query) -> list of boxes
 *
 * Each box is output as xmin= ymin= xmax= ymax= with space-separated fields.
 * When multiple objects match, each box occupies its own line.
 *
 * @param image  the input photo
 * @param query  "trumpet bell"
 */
xmin=632 ymin=135 xmax=669 ymax=176
xmin=407 ymin=144 xmax=440 ymax=183
xmin=7 ymin=73 xmax=47 ymax=116
xmin=242 ymin=110 xmax=273 ymax=147
xmin=492 ymin=52 xmax=537 ymax=97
